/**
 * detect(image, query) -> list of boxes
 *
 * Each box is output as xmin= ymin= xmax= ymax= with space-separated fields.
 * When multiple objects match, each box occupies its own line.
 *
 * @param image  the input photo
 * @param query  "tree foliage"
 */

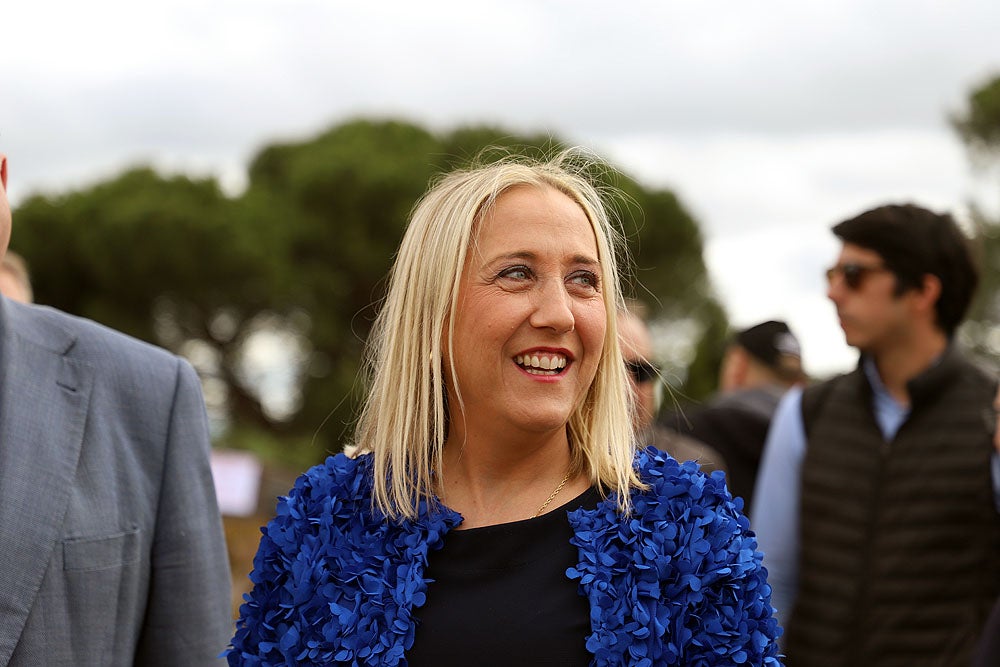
xmin=11 ymin=118 xmax=727 ymax=463
xmin=953 ymin=72 xmax=1000 ymax=369
xmin=952 ymin=75 xmax=1000 ymax=163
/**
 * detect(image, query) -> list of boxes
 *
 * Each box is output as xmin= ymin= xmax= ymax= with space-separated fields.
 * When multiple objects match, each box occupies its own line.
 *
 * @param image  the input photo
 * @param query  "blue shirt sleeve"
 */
xmin=751 ymin=386 xmax=807 ymax=629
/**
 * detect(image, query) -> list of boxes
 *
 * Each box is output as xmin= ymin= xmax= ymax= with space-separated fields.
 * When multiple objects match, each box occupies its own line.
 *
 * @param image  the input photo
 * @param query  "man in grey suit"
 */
xmin=0 ymin=153 xmax=232 ymax=664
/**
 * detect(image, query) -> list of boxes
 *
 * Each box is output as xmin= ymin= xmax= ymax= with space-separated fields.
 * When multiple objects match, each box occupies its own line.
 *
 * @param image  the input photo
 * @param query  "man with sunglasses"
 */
xmin=752 ymin=203 xmax=1000 ymax=666
xmin=618 ymin=305 xmax=725 ymax=473
xmin=661 ymin=320 xmax=804 ymax=515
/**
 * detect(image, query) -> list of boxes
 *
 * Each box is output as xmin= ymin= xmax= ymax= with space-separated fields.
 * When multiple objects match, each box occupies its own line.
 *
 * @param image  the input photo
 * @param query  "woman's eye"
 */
xmin=498 ymin=266 xmax=531 ymax=280
xmin=569 ymin=271 xmax=600 ymax=290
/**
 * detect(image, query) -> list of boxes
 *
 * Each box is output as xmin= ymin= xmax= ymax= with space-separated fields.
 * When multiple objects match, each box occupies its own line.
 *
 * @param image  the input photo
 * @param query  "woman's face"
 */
xmin=444 ymin=184 xmax=607 ymax=442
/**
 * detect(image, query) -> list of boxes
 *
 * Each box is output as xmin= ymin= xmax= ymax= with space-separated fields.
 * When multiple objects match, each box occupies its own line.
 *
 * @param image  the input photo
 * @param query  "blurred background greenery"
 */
xmin=11 ymin=119 xmax=729 ymax=468
xmin=14 ymin=71 xmax=1000 ymax=464
xmin=10 ymin=72 xmax=1000 ymax=612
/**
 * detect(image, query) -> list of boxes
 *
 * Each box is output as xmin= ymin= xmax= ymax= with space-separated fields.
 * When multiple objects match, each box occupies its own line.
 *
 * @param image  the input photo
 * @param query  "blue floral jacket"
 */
xmin=227 ymin=447 xmax=782 ymax=666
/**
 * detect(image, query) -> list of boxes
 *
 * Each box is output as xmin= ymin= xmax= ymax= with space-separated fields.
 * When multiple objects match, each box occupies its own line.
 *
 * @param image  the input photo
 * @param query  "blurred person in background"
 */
xmin=227 ymin=154 xmax=781 ymax=666
xmin=0 ymin=152 xmax=231 ymax=665
xmin=0 ymin=249 xmax=32 ymax=303
xmin=661 ymin=319 xmax=804 ymax=512
xmin=753 ymin=203 xmax=1000 ymax=666
xmin=618 ymin=304 xmax=726 ymax=474
xmin=973 ymin=384 xmax=1000 ymax=667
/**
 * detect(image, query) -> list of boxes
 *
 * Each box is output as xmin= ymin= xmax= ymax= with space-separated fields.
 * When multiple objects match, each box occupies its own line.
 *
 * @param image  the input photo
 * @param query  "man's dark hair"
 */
xmin=832 ymin=203 xmax=978 ymax=337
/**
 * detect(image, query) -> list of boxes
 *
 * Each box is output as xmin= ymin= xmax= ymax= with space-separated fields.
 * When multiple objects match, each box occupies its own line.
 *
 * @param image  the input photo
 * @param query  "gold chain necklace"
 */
xmin=533 ymin=471 xmax=572 ymax=518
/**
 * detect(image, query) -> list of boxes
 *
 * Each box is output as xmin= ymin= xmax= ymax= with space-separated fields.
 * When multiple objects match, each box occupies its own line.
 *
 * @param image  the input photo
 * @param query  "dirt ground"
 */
xmin=224 ymin=513 xmax=271 ymax=617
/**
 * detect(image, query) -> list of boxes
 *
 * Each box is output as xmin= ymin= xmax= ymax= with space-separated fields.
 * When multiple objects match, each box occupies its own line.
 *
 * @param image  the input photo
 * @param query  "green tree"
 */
xmin=12 ymin=169 xmax=301 ymax=447
xmin=243 ymin=119 xmax=445 ymax=449
xmin=951 ymin=72 xmax=1000 ymax=367
xmin=12 ymin=118 xmax=727 ymax=464
xmin=953 ymin=76 xmax=1000 ymax=159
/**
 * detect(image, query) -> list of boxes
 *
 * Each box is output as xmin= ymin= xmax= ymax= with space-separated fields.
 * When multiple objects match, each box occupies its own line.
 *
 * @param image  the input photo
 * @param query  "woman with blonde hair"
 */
xmin=227 ymin=153 xmax=781 ymax=666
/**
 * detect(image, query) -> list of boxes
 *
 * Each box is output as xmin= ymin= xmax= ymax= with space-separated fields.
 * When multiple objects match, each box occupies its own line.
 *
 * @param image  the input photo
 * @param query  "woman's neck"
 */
xmin=438 ymin=427 xmax=586 ymax=529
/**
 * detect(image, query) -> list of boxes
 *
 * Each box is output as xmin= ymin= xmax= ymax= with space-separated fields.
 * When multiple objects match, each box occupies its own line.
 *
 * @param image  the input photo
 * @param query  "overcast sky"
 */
xmin=4 ymin=0 xmax=1000 ymax=376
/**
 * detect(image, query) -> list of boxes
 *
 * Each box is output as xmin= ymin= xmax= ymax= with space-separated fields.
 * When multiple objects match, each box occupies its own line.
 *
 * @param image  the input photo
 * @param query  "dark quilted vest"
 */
xmin=785 ymin=348 xmax=1000 ymax=667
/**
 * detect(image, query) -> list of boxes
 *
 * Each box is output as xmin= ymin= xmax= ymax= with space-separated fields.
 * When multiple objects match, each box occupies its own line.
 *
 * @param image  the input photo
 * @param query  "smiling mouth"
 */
xmin=514 ymin=353 xmax=569 ymax=376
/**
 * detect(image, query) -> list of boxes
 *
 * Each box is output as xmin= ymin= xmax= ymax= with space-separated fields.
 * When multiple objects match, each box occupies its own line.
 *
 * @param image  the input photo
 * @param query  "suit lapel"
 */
xmin=0 ymin=301 xmax=92 ymax=665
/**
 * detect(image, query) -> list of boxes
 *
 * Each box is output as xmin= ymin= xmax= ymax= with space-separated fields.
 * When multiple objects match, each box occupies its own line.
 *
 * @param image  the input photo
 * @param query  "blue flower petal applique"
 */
xmin=567 ymin=446 xmax=783 ymax=666
xmin=225 ymin=453 xmax=461 ymax=666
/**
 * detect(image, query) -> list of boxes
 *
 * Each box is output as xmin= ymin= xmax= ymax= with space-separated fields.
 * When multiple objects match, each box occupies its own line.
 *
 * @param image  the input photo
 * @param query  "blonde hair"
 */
xmin=352 ymin=151 xmax=642 ymax=519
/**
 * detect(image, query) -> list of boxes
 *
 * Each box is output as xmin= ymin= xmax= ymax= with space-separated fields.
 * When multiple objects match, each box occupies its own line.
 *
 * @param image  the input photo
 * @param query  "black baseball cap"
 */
xmin=734 ymin=320 xmax=802 ymax=373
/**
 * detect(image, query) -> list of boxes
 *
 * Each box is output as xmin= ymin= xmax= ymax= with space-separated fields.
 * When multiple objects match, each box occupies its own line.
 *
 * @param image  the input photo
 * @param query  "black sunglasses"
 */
xmin=825 ymin=262 xmax=890 ymax=291
xmin=625 ymin=359 xmax=659 ymax=384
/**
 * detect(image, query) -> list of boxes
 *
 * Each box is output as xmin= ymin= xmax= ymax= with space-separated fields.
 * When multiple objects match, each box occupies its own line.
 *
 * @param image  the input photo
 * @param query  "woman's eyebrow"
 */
xmin=486 ymin=251 xmax=600 ymax=266
xmin=569 ymin=254 xmax=600 ymax=267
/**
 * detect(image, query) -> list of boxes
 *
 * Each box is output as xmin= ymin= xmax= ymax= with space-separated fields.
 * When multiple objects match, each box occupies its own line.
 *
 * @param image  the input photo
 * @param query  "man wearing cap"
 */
xmin=660 ymin=320 xmax=804 ymax=513
xmin=752 ymin=204 xmax=1000 ymax=666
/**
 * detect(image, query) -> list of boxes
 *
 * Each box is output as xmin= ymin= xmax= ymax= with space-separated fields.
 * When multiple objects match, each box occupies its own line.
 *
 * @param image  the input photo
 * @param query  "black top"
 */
xmin=407 ymin=487 xmax=602 ymax=666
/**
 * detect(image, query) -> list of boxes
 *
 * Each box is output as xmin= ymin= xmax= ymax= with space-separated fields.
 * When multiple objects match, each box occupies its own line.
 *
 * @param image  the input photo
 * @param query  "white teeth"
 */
xmin=515 ymin=353 xmax=568 ymax=371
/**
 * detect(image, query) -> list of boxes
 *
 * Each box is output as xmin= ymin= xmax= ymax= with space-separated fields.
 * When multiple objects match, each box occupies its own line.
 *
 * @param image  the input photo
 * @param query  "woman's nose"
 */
xmin=529 ymin=279 xmax=575 ymax=333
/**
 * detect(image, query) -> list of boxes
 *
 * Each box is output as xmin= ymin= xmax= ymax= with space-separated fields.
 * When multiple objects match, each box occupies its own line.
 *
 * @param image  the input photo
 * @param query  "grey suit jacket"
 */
xmin=0 ymin=297 xmax=232 ymax=666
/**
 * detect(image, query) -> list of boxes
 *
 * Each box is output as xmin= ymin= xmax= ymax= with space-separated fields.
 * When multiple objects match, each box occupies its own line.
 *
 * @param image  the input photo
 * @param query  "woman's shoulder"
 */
xmin=572 ymin=446 xmax=746 ymax=533
xmin=568 ymin=447 xmax=779 ymax=664
xmin=633 ymin=445 xmax=730 ymax=494
xmin=630 ymin=445 xmax=748 ymax=527
xmin=281 ymin=452 xmax=374 ymax=512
